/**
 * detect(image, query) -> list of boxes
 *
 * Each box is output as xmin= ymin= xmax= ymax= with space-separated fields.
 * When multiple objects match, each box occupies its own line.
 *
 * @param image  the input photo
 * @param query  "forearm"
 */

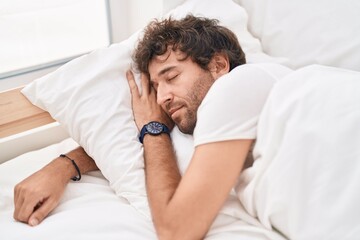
xmin=143 ymin=134 xmax=181 ymax=237
xmin=63 ymin=146 xmax=98 ymax=176
xmin=49 ymin=146 xmax=98 ymax=182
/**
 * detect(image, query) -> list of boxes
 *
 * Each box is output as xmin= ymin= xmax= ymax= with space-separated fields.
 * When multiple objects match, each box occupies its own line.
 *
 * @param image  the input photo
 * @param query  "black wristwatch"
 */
xmin=139 ymin=121 xmax=170 ymax=144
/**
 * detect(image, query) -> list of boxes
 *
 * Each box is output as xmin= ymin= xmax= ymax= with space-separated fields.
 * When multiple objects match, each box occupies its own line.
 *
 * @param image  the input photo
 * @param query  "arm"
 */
xmin=127 ymin=71 xmax=252 ymax=239
xmin=144 ymin=135 xmax=252 ymax=239
xmin=13 ymin=146 xmax=98 ymax=226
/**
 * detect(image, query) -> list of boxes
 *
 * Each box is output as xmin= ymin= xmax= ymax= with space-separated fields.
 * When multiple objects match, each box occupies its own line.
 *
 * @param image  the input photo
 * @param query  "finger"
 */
xmin=13 ymin=190 xmax=25 ymax=221
xmin=13 ymin=184 xmax=21 ymax=216
xmin=28 ymin=198 xmax=57 ymax=226
xmin=126 ymin=70 xmax=140 ymax=98
xmin=149 ymin=84 xmax=157 ymax=97
xmin=13 ymin=182 xmax=26 ymax=210
xmin=141 ymin=73 xmax=150 ymax=95
xmin=13 ymin=185 xmax=19 ymax=206
xmin=16 ymin=196 xmax=42 ymax=223
xmin=13 ymin=184 xmax=29 ymax=221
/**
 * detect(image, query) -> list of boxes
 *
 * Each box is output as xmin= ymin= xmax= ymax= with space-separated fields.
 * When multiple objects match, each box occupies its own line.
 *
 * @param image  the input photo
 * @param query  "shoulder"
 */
xmin=221 ymin=63 xmax=292 ymax=86
xmin=203 ymin=63 xmax=291 ymax=106
xmin=194 ymin=63 xmax=291 ymax=146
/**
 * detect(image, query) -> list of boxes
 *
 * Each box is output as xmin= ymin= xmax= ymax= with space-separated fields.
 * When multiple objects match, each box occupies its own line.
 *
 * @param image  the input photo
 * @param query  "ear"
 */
xmin=208 ymin=52 xmax=230 ymax=80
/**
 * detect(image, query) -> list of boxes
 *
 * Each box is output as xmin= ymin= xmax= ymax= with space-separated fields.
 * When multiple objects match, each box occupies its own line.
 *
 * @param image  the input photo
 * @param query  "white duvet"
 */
xmin=237 ymin=65 xmax=360 ymax=239
xmin=1 ymin=65 xmax=360 ymax=239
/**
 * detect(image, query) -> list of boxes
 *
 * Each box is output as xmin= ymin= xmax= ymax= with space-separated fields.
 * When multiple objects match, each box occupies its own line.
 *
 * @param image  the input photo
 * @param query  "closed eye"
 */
xmin=167 ymin=74 xmax=178 ymax=82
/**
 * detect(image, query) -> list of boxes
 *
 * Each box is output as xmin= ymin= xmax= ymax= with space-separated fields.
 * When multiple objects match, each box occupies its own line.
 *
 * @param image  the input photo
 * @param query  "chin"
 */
xmin=178 ymin=128 xmax=193 ymax=135
xmin=176 ymin=121 xmax=195 ymax=135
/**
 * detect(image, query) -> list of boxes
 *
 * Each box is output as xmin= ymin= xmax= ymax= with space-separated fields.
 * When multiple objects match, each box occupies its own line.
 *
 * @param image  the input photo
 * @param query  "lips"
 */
xmin=168 ymin=105 xmax=183 ymax=118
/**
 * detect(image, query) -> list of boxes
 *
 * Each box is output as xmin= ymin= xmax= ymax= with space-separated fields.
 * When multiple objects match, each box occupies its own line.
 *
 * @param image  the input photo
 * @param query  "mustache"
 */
xmin=165 ymin=101 xmax=185 ymax=115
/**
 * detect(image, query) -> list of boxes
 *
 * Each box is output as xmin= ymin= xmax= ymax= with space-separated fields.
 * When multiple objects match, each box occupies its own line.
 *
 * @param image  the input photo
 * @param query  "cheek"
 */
xmin=179 ymin=90 xmax=194 ymax=106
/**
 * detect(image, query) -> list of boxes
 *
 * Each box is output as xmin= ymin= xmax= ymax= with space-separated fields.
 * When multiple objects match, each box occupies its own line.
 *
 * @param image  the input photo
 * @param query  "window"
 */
xmin=0 ymin=0 xmax=111 ymax=79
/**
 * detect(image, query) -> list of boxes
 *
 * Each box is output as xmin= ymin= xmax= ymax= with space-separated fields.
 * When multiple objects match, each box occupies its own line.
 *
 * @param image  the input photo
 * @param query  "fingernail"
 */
xmin=29 ymin=218 xmax=39 ymax=226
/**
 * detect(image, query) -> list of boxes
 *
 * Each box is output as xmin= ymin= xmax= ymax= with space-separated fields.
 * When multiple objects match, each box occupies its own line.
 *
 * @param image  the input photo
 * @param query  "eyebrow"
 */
xmin=158 ymin=66 xmax=176 ymax=77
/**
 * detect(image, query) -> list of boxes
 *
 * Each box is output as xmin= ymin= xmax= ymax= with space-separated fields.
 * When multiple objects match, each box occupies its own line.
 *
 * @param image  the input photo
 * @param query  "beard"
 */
xmin=175 ymin=71 xmax=215 ymax=134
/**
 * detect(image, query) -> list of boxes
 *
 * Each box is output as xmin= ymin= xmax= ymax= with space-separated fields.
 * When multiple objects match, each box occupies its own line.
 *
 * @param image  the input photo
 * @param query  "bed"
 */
xmin=1 ymin=0 xmax=360 ymax=239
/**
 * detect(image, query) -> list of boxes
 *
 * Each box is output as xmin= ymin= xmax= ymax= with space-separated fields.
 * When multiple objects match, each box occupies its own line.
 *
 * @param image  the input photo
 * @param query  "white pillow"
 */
xmin=22 ymin=0 xmax=262 ymax=218
xmin=238 ymin=0 xmax=360 ymax=71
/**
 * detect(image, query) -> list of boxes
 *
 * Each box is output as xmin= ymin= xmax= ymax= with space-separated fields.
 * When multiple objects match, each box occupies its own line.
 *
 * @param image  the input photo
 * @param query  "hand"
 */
xmin=13 ymin=158 xmax=71 ymax=226
xmin=126 ymin=70 xmax=174 ymax=130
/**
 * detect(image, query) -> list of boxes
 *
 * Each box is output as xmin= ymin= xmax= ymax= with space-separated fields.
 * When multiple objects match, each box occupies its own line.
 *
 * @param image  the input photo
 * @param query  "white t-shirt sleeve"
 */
xmin=193 ymin=63 xmax=291 ymax=147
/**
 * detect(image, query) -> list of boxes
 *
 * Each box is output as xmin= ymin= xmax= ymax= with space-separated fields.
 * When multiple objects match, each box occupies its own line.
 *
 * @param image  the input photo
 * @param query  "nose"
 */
xmin=156 ymin=83 xmax=173 ymax=106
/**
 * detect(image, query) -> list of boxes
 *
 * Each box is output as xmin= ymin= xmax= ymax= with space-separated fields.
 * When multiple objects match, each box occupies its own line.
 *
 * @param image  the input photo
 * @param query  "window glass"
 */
xmin=0 ymin=0 xmax=110 ymax=78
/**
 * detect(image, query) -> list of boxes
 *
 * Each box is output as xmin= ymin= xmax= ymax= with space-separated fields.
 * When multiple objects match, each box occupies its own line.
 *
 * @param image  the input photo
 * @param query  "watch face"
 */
xmin=146 ymin=122 xmax=164 ymax=135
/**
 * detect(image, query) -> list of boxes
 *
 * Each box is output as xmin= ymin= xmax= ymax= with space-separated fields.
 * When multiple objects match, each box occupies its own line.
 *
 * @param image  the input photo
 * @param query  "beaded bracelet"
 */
xmin=59 ymin=154 xmax=81 ymax=181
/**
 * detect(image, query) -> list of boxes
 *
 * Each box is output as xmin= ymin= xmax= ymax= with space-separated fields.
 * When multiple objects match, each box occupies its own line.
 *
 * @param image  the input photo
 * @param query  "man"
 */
xmin=13 ymin=15 xmax=290 ymax=239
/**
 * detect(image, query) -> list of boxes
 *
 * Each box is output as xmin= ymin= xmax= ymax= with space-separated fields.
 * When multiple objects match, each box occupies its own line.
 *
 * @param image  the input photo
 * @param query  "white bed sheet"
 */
xmin=0 ymin=138 xmax=285 ymax=240
xmin=0 ymin=138 xmax=156 ymax=240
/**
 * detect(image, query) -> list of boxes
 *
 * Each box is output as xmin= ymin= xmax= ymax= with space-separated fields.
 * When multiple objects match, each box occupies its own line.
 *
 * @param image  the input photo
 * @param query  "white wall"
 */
xmin=162 ymin=0 xmax=185 ymax=14
xmin=128 ymin=0 xmax=163 ymax=38
xmin=109 ymin=0 xmax=163 ymax=43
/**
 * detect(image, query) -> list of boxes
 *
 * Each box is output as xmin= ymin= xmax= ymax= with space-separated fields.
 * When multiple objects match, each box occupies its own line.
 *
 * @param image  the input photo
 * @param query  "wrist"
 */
xmin=142 ymin=131 xmax=171 ymax=144
xmin=139 ymin=121 xmax=170 ymax=144
xmin=52 ymin=156 xmax=78 ymax=183
xmin=59 ymin=154 xmax=81 ymax=181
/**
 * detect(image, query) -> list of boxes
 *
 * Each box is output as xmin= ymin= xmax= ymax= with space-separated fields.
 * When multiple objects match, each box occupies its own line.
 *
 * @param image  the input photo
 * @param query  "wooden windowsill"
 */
xmin=0 ymin=88 xmax=55 ymax=138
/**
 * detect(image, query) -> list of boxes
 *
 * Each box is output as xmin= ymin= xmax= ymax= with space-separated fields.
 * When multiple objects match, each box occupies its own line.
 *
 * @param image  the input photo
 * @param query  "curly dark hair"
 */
xmin=133 ymin=15 xmax=246 ymax=76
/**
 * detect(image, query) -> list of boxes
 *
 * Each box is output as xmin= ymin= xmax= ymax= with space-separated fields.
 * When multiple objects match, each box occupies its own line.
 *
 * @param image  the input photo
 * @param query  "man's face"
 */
xmin=148 ymin=49 xmax=215 ymax=134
